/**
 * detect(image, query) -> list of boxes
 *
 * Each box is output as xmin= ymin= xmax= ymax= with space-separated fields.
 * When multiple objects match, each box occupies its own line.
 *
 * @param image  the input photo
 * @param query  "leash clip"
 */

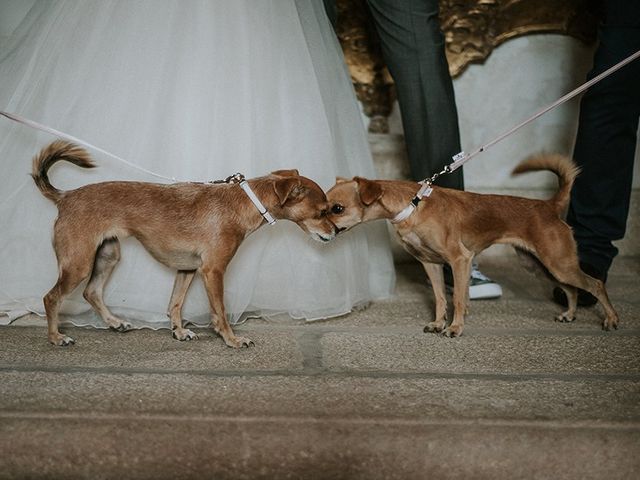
xmin=227 ymin=172 xmax=245 ymax=184
xmin=225 ymin=172 xmax=245 ymax=184
xmin=211 ymin=172 xmax=245 ymax=184
xmin=391 ymin=180 xmax=433 ymax=224
xmin=211 ymin=172 xmax=275 ymax=225
xmin=449 ymin=151 xmax=467 ymax=172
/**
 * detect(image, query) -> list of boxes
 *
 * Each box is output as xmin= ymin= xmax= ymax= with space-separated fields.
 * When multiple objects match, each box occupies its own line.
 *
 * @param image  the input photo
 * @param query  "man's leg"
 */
xmin=366 ymin=0 xmax=463 ymax=188
xmin=367 ymin=0 xmax=501 ymax=300
xmin=556 ymin=3 xmax=639 ymax=306
xmin=568 ymin=28 xmax=640 ymax=277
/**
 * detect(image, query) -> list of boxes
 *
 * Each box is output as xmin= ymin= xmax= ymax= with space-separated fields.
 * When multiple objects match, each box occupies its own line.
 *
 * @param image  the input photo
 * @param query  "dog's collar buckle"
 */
xmin=212 ymin=172 xmax=246 ymax=185
xmin=213 ymin=172 xmax=276 ymax=225
xmin=391 ymin=182 xmax=432 ymax=224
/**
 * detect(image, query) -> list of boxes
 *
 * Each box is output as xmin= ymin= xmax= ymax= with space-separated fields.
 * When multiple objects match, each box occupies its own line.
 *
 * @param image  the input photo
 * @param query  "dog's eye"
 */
xmin=331 ymin=204 xmax=344 ymax=215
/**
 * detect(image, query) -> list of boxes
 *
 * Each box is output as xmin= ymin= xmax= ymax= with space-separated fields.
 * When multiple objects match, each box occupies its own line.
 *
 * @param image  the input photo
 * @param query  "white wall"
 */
xmin=385 ymin=34 xmax=639 ymax=191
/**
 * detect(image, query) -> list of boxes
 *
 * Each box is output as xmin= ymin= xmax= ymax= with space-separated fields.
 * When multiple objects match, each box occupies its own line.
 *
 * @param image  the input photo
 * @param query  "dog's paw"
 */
xmin=49 ymin=333 xmax=75 ymax=347
xmin=423 ymin=321 xmax=445 ymax=334
xmin=172 ymin=328 xmax=198 ymax=341
xmin=555 ymin=312 xmax=575 ymax=323
xmin=225 ymin=335 xmax=254 ymax=349
xmin=602 ymin=315 xmax=619 ymax=331
xmin=442 ymin=325 xmax=463 ymax=338
xmin=109 ymin=321 xmax=132 ymax=332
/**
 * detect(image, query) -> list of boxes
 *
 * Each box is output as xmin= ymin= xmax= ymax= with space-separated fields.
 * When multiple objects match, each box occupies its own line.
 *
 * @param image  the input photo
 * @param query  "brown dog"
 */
xmin=327 ymin=154 xmax=619 ymax=337
xmin=32 ymin=140 xmax=336 ymax=347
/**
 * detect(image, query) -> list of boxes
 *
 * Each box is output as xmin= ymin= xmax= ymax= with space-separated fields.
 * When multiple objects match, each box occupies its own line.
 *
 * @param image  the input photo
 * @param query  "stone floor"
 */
xmin=1 ymin=253 xmax=639 ymax=479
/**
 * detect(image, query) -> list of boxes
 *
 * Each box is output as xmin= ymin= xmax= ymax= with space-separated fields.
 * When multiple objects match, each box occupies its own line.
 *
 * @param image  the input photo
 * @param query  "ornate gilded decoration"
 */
xmin=337 ymin=0 xmax=396 ymax=134
xmin=440 ymin=0 xmax=599 ymax=76
xmin=337 ymin=0 xmax=599 ymax=133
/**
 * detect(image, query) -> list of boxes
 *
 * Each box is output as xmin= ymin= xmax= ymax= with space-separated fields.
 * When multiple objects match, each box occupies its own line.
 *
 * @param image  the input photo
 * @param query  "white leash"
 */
xmin=0 ymin=110 xmax=178 ymax=183
xmin=392 ymin=48 xmax=640 ymax=223
xmin=445 ymin=48 xmax=640 ymax=175
xmin=0 ymin=111 xmax=276 ymax=223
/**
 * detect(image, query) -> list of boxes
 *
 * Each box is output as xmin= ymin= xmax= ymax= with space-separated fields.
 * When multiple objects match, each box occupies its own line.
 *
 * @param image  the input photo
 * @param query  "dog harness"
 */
xmin=215 ymin=173 xmax=276 ymax=225
xmin=391 ymin=182 xmax=433 ymax=224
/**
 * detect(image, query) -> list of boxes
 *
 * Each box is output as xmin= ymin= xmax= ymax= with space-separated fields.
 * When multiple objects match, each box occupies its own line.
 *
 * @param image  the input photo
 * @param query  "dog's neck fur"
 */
xmin=241 ymin=176 xmax=307 ymax=233
xmin=365 ymin=180 xmax=424 ymax=222
xmin=233 ymin=178 xmax=280 ymax=233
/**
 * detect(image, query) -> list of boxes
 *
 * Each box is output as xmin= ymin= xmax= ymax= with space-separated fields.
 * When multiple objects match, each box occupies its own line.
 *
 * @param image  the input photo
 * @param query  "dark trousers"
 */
xmin=365 ymin=0 xmax=463 ymax=188
xmin=567 ymin=1 xmax=640 ymax=275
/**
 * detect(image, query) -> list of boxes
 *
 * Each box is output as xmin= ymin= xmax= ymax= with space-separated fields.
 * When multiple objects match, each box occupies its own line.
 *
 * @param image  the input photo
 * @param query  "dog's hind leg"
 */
xmin=44 ymin=242 xmax=96 ymax=346
xmin=555 ymin=284 xmax=578 ymax=323
xmin=168 ymin=270 xmax=197 ymax=341
xmin=533 ymin=225 xmax=619 ymax=330
xmin=421 ymin=262 xmax=447 ymax=334
xmin=83 ymin=238 xmax=131 ymax=332
xmin=552 ymin=268 xmax=617 ymax=330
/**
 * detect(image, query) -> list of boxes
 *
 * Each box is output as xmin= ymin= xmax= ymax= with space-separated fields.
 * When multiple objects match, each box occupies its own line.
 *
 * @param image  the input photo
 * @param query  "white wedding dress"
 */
xmin=0 ymin=0 xmax=395 ymax=328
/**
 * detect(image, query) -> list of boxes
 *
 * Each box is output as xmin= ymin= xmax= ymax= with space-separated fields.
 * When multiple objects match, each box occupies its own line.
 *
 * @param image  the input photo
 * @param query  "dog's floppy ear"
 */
xmin=271 ymin=169 xmax=300 ymax=177
xmin=354 ymin=177 xmax=383 ymax=206
xmin=274 ymin=177 xmax=306 ymax=205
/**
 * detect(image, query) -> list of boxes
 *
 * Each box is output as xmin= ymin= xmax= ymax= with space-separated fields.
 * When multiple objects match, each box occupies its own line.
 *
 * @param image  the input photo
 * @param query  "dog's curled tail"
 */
xmin=512 ymin=153 xmax=580 ymax=216
xmin=31 ymin=140 xmax=94 ymax=203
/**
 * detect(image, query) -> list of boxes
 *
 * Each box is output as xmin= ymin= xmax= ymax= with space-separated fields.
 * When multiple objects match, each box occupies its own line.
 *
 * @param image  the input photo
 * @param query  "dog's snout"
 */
xmin=324 ymin=218 xmax=343 ymax=237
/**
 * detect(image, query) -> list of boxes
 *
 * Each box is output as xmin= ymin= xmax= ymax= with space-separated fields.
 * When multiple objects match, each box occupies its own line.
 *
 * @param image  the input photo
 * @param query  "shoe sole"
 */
xmin=445 ymin=283 xmax=503 ymax=300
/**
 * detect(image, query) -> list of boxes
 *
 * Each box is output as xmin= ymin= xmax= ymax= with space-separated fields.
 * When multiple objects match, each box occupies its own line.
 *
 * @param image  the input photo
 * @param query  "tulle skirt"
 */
xmin=0 ymin=0 xmax=395 ymax=328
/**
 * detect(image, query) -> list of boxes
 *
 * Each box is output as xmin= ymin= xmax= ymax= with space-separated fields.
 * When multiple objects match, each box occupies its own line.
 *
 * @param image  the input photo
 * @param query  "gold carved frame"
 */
xmin=337 ymin=0 xmax=599 ymax=132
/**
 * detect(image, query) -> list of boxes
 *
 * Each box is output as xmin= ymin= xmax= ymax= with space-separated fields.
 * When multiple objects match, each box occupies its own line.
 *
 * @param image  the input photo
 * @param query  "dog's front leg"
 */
xmin=421 ymin=262 xmax=447 ymax=334
xmin=445 ymin=252 xmax=473 ymax=338
xmin=168 ymin=270 xmax=198 ymax=341
xmin=201 ymin=266 xmax=253 ymax=348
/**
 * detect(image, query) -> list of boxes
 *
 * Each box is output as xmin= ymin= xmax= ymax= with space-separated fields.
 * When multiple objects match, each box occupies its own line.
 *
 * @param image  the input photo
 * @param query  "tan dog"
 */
xmin=32 ymin=140 xmax=336 ymax=347
xmin=327 ymin=154 xmax=619 ymax=337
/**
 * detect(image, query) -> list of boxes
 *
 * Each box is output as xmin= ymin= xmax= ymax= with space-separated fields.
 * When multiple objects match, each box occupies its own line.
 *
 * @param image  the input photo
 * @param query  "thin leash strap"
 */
xmin=444 ymin=49 xmax=640 ymax=175
xmin=0 ymin=110 xmax=178 ymax=183
xmin=393 ymin=48 xmax=640 ymax=223
xmin=0 ymin=112 xmax=275 ymax=224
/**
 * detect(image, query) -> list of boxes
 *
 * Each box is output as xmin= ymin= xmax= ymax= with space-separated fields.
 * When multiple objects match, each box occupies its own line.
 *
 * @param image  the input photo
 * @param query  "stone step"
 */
xmin=1 ymin=259 xmax=638 ymax=479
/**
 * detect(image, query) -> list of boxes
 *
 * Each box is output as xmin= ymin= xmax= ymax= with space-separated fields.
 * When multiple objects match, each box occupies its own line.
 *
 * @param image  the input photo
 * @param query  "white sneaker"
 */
xmin=468 ymin=267 xmax=502 ymax=300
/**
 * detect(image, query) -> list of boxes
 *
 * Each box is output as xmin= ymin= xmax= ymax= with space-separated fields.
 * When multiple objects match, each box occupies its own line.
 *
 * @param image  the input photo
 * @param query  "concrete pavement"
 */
xmin=1 ymin=253 xmax=639 ymax=479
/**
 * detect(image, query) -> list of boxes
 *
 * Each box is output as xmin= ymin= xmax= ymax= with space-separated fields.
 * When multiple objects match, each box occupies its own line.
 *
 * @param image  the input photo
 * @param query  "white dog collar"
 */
xmin=391 ymin=182 xmax=432 ymax=224
xmin=239 ymin=179 xmax=276 ymax=225
xmin=212 ymin=173 xmax=275 ymax=225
